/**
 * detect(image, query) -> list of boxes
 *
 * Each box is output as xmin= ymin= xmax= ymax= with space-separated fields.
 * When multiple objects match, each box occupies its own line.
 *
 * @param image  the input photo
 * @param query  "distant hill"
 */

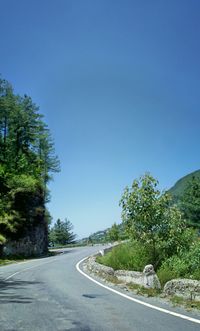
xmin=168 ymin=170 xmax=200 ymax=202
xmin=79 ymin=229 xmax=109 ymax=244
xmin=79 ymin=223 xmax=126 ymax=244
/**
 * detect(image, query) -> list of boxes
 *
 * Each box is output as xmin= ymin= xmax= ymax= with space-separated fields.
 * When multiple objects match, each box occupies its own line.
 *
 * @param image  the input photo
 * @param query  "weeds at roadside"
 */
xmin=0 ymin=250 xmax=59 ymax=266
xmin=0 ymin=259 xmax=16 ymax=266
xmin=127 ymin=283 xmax=161 ymax=297
xmin=170 ymin=295 xmax=200 ymax=311
xmin=94 ymin=270 xmax=122 ymax=285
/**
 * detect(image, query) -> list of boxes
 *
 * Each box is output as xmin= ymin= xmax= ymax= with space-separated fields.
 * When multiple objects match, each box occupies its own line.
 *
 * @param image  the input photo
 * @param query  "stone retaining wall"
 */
xmin=114 ymin=270 xmax=144 ymax=286
xmin=86 ymin=256 xmax=114 ymax=276
xmin=85 ymin=249 xmax=161 ymax=289
xmin=164 ymin=279 xmax=200 ymax=301
xmin=84 ymin=246 xmax=200 ymax=300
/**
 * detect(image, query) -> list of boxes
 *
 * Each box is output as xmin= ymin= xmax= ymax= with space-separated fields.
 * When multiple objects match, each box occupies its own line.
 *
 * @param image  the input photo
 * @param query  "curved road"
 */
xmin=0 ymin=246 xmax=200 ymax=331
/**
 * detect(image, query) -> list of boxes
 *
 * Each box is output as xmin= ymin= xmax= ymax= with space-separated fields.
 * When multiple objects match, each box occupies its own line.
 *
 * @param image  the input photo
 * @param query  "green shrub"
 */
xmin=157 ymin=263 xmax=179 ymax=287
xmin=128 ymin=283 xmax=161 ymax=297
xmin=119 ymin=173 xmax=196 ymax=268
xmin=157 ymin=240 xmax=200 ymax=286
xmin=97 ymin=241 xmax=152 ymax=271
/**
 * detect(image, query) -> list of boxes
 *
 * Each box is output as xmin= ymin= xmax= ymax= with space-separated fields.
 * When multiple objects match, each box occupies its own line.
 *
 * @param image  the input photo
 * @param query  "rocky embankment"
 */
xmin=84 ymin=255 xmax=161 ymax=290
xmin=83 ymin=246 xmax=200 ymax=302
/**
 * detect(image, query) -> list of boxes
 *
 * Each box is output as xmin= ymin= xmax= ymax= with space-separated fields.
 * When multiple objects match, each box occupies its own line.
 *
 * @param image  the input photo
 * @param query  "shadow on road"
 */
xmin=0 ymin=278 xmax=41 ymax=304
xmin=49 ymin=248 xmax=77 ymax=255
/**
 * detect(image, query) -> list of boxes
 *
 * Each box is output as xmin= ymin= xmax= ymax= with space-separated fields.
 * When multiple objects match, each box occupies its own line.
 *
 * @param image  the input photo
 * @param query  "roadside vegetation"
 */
xmin=0 ymin=257 xmax=17 ymax=266
xmin=96 ymin=240 xmax=151 ymax=271
xmin=97 ymin=173 xmax=200 ymax=287
xmin=170 ymin=295 xmax=200 ymax=311
xmin=49 ymin=218 xmax=77 ymax=247
xmin=0 ymin=75 xmax=60 ymax=259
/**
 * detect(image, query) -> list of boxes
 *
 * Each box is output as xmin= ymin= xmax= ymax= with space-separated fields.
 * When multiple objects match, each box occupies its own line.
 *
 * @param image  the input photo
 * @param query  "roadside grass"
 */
xmin=0 ymin=254 xmax=31 ymax=266
xmin=0 ymin=250 xmax=60 ymax=266
xmin=0 ymin=243 xmax=85 ymax=266
xmin=170 ymin=295 xmax=200 ymax=311
xmin=127 ymin=283 xmax=161 ymax=297
xmin=157 ymin=240 xmax=200 ymax=285
xmin=97 ymin=271 xmax=122 ymax=285
xmin=95 ymin=241 xmax=200 ymax=311
xmin=96 ymin=241 xmax=151 ymax=271
xmin=0 ymin=258 xmax=17 ymax=266
xmin=157 ymin=267 xmax=178 ymax=288
xmin=97 ymin=239 xmax=200 ymax=287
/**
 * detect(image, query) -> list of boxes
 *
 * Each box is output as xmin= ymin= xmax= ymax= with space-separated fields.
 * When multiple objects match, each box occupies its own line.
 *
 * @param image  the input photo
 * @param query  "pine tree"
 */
xmin=49 ymin=219 xmax=76 ymax=245
xmin=0 ymin=76 xmax=60 ymax=250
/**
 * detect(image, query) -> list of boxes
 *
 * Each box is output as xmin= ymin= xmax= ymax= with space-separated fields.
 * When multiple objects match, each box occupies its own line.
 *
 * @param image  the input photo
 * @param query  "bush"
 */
xmin=119 ymin=173 xmax=194 ymax=268
xmin=97 ymin=241 xmax=152 ymax=271
xmin=157 ymin=240 xmax=200 ymax=286
xmin=157 ymin=262 xmax=179 ymax=287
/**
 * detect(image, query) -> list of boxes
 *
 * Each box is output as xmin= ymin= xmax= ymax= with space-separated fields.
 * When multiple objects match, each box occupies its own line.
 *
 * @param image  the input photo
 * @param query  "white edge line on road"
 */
xmin=76 ymin=256 xmax=200 ymax=325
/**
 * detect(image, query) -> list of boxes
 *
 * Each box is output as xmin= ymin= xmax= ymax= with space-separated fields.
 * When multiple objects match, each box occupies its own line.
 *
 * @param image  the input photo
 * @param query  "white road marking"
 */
xmin=76 ymin=256 xmax=200 ymax=325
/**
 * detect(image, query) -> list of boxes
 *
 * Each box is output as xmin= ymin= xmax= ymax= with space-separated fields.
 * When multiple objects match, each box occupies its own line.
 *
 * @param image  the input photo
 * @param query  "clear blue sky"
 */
xmin=1 ymin=0 xmax=200 ymax=238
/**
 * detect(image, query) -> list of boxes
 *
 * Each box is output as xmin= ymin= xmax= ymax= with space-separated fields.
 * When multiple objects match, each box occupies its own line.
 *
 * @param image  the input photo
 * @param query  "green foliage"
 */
xmin=97 ymin=241 xmax=152 ymax=271
xmin=119 ymin=173 xmax=189 ymax=267
xmin=168 ymin=170 xmax=200 ymax=202
xmin=157 ymin=265 xmax=179 ymax=287
xmin=87 ymin=236 xmax=93 ymax=245
xmin=128 ymin=283 xmax=161 ymax=297
xmin=44 ymin=209 xmax=53 ymax=225
xmin=0 ymin=233 xmax=6 ymax=244
xmin=180 ymin=176 xmax=200 ymax=228
xmin=0 ymin=76 xmax=60 ymax=250
xmin=107 ymin=223 xmax=120 ymax=242
xmin=8 ymin=174 xmax=38 ymax=191
xmin=120 ymin=173 xmax=167 ymax=242
xmin=157 ymin=239 xmax=200 ymax=285
xmin=170 ymin=295 xmax=200 ymax=310
xmin=82 ymin=223 xmax=129 ymax=245
xmin=98 ymin=172 xmax=200 ymax=292
xmin=49 ymin=218 xmax=76 ymax=246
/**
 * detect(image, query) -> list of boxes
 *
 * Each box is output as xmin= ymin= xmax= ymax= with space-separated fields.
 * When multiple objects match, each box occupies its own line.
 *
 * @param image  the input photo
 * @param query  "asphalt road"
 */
xmin=0 ymin=246 xmax=200 ymax=331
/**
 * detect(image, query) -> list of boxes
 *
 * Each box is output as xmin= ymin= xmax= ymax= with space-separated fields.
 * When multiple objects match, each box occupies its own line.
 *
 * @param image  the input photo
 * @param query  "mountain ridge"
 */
xmin=168 ymin=169 xmax=200 ymax=200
